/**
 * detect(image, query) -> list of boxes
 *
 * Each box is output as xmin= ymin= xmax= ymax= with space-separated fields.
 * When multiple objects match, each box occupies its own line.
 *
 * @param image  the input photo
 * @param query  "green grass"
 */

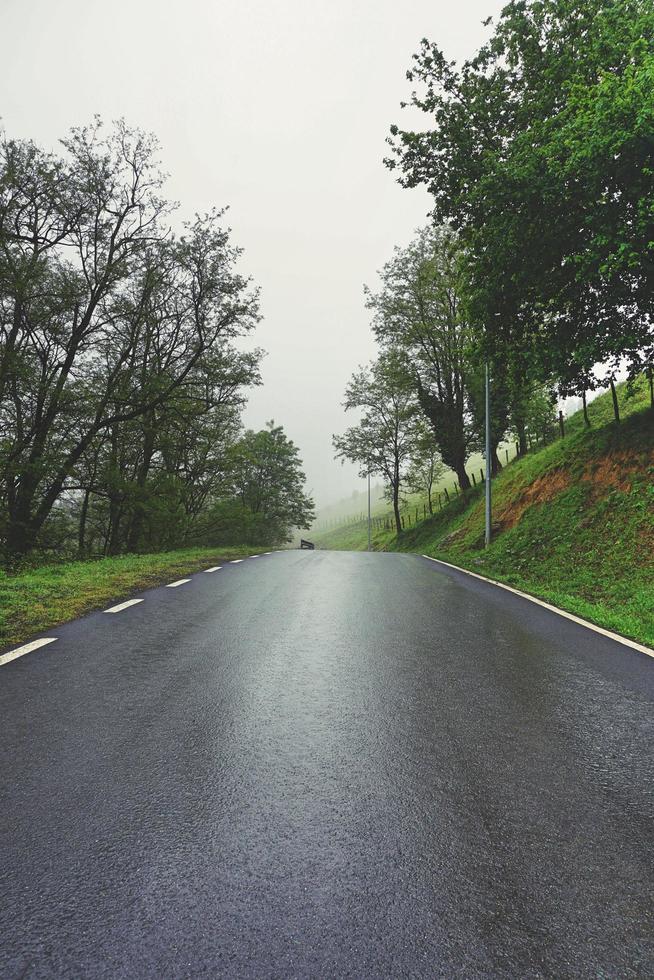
xmin=0 ymin=545 xmax=266 ymax=650
xmin=314 ymin=377 xmax=654 ymax=649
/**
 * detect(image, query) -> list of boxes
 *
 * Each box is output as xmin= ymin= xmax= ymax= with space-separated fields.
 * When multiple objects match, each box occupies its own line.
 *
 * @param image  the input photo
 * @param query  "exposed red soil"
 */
xmin=581 ymin=449 xmax=653 ymax=495
xmin=497 ymin=469 xmax=571 ymax=530
xmin=497 ymin=448 xmax=654 ymax=531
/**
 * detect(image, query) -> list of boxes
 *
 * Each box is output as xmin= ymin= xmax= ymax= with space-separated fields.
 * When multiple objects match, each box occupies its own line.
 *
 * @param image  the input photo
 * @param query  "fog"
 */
xmin=1 ymin=0 xmax=504 ymax=507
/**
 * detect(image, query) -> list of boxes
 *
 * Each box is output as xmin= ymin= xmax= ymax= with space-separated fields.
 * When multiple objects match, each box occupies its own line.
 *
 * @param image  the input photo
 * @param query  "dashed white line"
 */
xmin=249 ymin=555 xmax=259 ymax=558
xmin=204 ymin=566 xmax=222 ymax=573
xmin=422 ymin=555 xmax=654 ymax=659
xmin=104 ymin=598 xmax=144 ymax=614
xmin=231 ymin=559 xmax=244 ymax=564
xmin=0 ymin=637 xmax=58 ymax=668
xmin=166 ymin=578 xmax=191 ymax=588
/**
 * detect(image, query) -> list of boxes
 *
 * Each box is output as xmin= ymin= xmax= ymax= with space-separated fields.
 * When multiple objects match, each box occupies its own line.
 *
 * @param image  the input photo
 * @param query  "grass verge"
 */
xmin=0 ymin=545 xmax=266 ymax=651
xmin=313 ymin=377 xmax=654 ymax=650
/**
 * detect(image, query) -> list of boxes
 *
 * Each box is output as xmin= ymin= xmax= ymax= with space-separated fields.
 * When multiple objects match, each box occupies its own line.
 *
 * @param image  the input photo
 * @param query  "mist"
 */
xmin=0 ymin=0 xmax=504 ymax=507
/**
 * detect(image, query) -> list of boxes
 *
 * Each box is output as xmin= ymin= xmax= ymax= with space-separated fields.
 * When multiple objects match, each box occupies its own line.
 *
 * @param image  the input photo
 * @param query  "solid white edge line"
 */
xmin=104 ymin=598 xmax=144 ymax=614
xmin=204 ymin=566 xmax=222 ymax=573
xmin=422 ymin=555 xmax=654 ymax=659
xmin=166 ymin=578 xmax=191 ymax=588
xmin=0 ymin=637 xmax=58 ymax=668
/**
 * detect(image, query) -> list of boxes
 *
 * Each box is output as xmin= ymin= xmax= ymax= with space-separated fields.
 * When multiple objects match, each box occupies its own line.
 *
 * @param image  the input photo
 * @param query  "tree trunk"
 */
xmin=647 ymin=366 xmax=654 ymax=409
xmin=5 ymin=474 xmax=41 ymax=563
xmin=610 ymin=379 xmax=620 ymax=423
xmin=5 ymin=516 xmax=39 ymax=565
xmin=106 ymin=505 xmax=123 ymax=556
xmin=493 ymin=448 xmax=503 ymax=477
xmin=78 ymin=488 xmax=91 ymax=556
xmin=427 ymin=489 xmax=433 ymax=515
xmin=105 ymin=426 xmax=123 ymax=556
xmin=125 ymin=425 xmax=156 ymax=552
xmin=393 ymin=486 xmax=402 ymax=535
xmin=513 ymin=414 xmax=528 ymax=456
xmin=582 ymin=390 xmax=591 ymax=428
xmin=454 ymin=460 xmax=471 ymax=491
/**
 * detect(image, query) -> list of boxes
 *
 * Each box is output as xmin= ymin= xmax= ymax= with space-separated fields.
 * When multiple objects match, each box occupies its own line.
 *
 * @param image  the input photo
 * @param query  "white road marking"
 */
xmin=166 ymin=578 xmax=191 ymax=588
xmin=422 ymin=555 xmax=654 ymax=659
xmin=0 ymin=637 xmax=58 ymax=668
xmin=231 ymin=559 xmax=244 ymax=564
xmin=104 ymin=599 xmax=144 ymax=614
xmin=204 ymin=566 xmax=222 ymax=573
xmin=249 ymin=555 xmax=259 ymax=558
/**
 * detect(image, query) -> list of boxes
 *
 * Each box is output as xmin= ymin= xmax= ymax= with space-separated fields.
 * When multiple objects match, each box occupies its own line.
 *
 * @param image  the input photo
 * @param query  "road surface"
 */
xmin=1 ymin=550 xmax=653 ymax=978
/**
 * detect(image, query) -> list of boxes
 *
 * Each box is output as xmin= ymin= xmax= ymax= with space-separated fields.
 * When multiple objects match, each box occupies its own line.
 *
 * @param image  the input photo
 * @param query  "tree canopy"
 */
xmin=386 ymin=0 xmax=654 ymax=391
xmin=0 ymin=120 xmax=312 ymax=562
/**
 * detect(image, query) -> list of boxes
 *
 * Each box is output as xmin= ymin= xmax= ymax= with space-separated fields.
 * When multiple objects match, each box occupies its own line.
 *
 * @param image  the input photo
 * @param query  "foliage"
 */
xmin=0 ymin=545 xmax=265 ymax=649
xmin=365 ymin=226 xmax=477 ymax=488
xmin=202 ymin=423 xmax=315 ymax=546
xmin=0 ymin=120 xmax=312 ymax=563
xmin=386 ymin=0 xmax=654 ymax=391
xmin=318 ymin=379 xmax=654 ymax=649
xmin=333 ymin=354 xmax=422 ymax=532
xmin=405 ymin=427 xmax=445 ymax=513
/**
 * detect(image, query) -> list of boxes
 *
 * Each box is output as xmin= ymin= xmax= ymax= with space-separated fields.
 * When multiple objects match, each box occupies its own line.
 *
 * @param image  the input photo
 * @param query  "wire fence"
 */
xmin=313 ymin=426 xmax=565 ymax=537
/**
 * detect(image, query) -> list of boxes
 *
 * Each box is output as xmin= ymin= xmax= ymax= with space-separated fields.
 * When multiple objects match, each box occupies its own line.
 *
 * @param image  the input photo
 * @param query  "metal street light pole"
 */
xmin=367 ymin=471 xmax=372 ymax=552
xmin=485 ymin=361 xmax=492 ymax=548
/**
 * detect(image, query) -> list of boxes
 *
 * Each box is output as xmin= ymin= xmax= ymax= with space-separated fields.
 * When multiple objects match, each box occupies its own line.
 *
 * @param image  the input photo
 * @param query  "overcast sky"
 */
xmin=1 ymin=0 xmax=503 ymax=508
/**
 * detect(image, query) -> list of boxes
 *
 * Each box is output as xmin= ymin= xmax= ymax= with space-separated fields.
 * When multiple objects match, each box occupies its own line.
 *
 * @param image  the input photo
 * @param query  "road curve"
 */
xmin=1 ymin=550 xmax=652 ymax=978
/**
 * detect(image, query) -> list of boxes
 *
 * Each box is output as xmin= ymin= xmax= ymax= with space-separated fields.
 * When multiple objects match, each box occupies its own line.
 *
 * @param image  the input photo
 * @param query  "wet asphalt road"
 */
xmin=1 ymin=550 xmax=653 ymax=979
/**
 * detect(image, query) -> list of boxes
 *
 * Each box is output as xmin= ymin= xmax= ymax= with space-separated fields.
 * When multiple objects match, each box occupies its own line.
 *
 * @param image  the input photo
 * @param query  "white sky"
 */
xmin=1 ymin=0 xmax=503 ymax=507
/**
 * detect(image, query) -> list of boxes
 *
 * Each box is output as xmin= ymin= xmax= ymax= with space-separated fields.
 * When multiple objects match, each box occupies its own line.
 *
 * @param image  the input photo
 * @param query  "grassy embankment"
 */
xmin=0 ymin=545 xmax=265 ymax=650
xmin=313 ymin=378 xmax=654 ymax=649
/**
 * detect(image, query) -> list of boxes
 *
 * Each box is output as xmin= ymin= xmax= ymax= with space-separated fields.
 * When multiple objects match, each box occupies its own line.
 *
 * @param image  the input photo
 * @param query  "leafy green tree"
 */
xmin=0 ymin=121 xmax=261 ymax=561
xmin=206 ymin=422 xmax=314 ymax=546
xmin=405 ymin=425 xmax=445 ymax=514
xmin=386 ymin=0 xmax=654 ymax=401
xmin=333 ymin=354 xmax=421 ymax=534
xmin=365 ymin=226 xmax=476 ymax=489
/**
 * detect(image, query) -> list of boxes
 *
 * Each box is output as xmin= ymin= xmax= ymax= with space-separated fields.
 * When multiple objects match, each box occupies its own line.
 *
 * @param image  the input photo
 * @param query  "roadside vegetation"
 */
xmin=319 ymin=381 xmax=654 ymax=648
xmin=326 ymin=0 xmax=654 ymax=647
xmin=0 ymin=119 xmax=313 ymax=570
xmin=0 ymin=121 xmax=313 ymax=569
xmin=0 ymin=121 xmax=315 ymax=649
xmin=0 ymin=545 xmax=268 ymax=649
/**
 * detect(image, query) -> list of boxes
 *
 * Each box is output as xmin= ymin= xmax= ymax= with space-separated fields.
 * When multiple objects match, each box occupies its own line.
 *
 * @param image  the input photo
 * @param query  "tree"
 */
xmin=405 ymin=425 xmax=444 ymax=514
xmin=365 ymin=226 xmax=475 ymax=489
xmin=0 ymin=120 xmax=261 ymax=561
xmin=386 ymin=0 xmax=654 ymax=400
xmin=333 ymin=355 xmax=421 ymax=534
xmin=205 ymin=422 xmax=314 ymax=546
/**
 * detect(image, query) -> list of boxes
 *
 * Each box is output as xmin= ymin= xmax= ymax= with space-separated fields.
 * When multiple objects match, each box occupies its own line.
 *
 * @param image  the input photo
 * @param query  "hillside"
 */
xmin=312 ymin=378 xmax=654 ymax=648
